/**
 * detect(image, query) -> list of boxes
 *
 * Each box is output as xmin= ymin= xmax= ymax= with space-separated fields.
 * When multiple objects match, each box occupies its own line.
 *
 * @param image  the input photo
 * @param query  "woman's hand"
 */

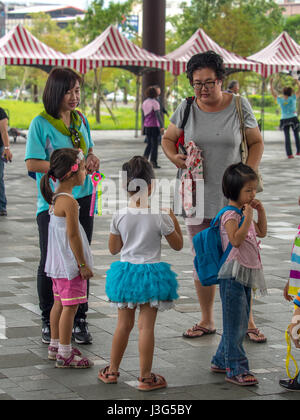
xmin=2 ymin=148 xmax=12 ymax=162
xmin=86 ymin=152 xmax=100 ymax=174
xmin=172 ymin=153 xmax=187 ymax=169
xmin=79 ymin=265 xmax=94 ymax=280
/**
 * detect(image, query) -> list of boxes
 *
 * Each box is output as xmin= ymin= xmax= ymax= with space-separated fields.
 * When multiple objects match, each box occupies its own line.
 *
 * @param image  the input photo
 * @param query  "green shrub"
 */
xmin=248 ymin=94 xmax=276 ymax=107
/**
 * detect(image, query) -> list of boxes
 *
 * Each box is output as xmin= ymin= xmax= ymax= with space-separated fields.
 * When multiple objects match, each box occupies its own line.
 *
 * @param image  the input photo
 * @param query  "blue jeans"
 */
xmin=211 ymin=278 xmax=251 ymax=378
xmin=0 ymin=145 xmax=7 ymax=211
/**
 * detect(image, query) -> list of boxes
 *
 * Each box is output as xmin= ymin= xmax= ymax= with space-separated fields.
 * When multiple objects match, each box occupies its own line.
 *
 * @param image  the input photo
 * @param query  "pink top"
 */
xmin=220 ymin=210 xmax=262 ymax=269
xmin=142 ymin=98 xmax=160 ymax=127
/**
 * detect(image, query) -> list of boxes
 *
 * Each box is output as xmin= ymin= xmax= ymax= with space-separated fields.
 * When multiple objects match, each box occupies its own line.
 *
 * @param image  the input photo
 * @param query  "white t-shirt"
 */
xmin=110 ymin=207 xmax=175 ymax=264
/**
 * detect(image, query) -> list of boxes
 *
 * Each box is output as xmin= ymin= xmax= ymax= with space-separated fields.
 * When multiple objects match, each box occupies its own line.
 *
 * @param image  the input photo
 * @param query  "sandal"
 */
xmin=98 ymin=366 xmax=120 ymax=384
xmin=246 ymin=328 xmax=267 ymax=343
xmin=211 ymin=365 xmax=226 ymax=374
xmin=183 ymin=325 xmax=216 ymax=339
xmin=48 ymin=346 xmax=82 ymax=361
xmin=225 ymin=373 xmax=259 ymax=387
xmin=55 ymin=349 xmax=93 ymax=369
xmin=138 ymin=373 xmax=167 ymax=392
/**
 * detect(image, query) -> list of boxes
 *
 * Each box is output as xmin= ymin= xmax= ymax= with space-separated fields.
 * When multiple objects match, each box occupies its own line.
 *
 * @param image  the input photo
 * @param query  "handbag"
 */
xmin=235 ymin=95 xmax=263 ymax=193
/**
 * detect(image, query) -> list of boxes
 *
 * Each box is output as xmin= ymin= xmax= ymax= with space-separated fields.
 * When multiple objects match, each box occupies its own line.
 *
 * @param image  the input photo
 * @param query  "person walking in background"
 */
xmin=153 ymin=84 xmax=169 ymax=145
xmin=211 ymin=163 xmax=267 ymax=386
xmin=0 ymin=108 xmax=12 ymax=216
xmin=227 ymin=80 xmax=240 ymax=95
xmin=40 ymin=148 xmax=94 ymax=369
xmin=25 ymin=67 xmax=99 ymax=345
xmin=142 ymin=86 xmax=164 ymax=169
xmin=98 ymin=156 xmax=183 ymax=391
xmin=270 ymin=76 xmax=300 ymax=159
xmin=162 ymin=51 xmax=266 ymax=343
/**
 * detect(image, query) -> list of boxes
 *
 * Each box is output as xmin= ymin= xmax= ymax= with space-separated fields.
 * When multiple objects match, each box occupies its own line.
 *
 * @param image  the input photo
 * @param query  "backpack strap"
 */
xmin=212 ymin=206 xmax=245 ymax=267
xmin=76 ymin=110 xmax=87 ymax=128
xmin=180 ymin=96 xmax=194 ymax=130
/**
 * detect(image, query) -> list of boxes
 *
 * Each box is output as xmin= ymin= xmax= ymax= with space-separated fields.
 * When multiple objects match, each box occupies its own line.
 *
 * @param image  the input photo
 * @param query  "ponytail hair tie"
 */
xmin=49 ymin=174 xmax=56 ymax=182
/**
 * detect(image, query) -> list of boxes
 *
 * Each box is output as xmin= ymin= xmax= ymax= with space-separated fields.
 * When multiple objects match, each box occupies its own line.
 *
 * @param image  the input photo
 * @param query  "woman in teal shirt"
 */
xmin=270 ymin=77 xmax=300 ymax=158
xmin=25 ymin=67 xmax=100 ymax=345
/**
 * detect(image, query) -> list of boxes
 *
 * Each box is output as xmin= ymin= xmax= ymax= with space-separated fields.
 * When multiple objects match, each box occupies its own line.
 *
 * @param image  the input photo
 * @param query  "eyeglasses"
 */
xmin=192 ymin=80 xmax=218 ymax=90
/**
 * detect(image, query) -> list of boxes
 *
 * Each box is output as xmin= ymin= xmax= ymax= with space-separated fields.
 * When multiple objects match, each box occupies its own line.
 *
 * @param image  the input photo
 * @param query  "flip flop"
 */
xmin=183 ymin=325 xmax=216 ymax=338
xmin=246 ymin=328 xmax=267 ymax=343
xmin=225 ymin=373 xmax=259 ymax=387
xmin=211 ymin=365 xmax=227 ymax=374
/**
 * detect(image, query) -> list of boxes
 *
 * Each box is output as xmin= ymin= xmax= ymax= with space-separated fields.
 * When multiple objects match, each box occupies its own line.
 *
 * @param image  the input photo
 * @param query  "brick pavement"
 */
xmin=0 ymin=130 xmax=299 ymax=401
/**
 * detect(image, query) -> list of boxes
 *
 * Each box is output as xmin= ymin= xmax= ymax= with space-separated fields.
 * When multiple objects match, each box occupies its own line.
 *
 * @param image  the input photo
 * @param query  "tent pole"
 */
xmin=135 ymin=73 xmax=141 ymax=138
xmin=261 ymin=76 xmax=266 ymax=141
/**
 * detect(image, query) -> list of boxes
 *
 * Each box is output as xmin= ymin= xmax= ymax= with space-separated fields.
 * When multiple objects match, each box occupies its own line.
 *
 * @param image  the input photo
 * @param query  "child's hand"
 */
xmin=243 ymin=203 xmax=253 ymax=220
xmin=79 ymin=265 xmax=94 ymax=280
xmin=284 ymin=281 xmax=293 ymax=302
xmin=289 ymin=321 xmax=300 ymax=349
xmin=250 ymin=199 xmax=264 ymax=212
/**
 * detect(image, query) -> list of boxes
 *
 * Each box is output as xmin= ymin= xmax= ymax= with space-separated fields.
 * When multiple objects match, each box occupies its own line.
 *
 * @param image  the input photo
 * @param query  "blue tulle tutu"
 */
xmin=105 ymin=261 xmax=179 ymax=306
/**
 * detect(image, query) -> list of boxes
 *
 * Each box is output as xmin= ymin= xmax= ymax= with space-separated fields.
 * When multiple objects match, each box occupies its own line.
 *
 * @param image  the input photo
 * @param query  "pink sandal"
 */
xmin=48 ymin=346 xmax=82 ymax=361
xmin=225 ymin=373 xmax=259 ymax=386
xmin=98 ymin=366 xmax=120 ymax=384
xmin=138 ymin=373 xmax=167 ymax=392
xmin=55 ymin=349 xmax=93 ymax=369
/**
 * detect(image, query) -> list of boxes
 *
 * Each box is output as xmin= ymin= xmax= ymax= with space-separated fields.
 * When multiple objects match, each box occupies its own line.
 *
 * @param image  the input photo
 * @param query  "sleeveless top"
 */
xmin=44 ymin=193 xmax=93 ymax=280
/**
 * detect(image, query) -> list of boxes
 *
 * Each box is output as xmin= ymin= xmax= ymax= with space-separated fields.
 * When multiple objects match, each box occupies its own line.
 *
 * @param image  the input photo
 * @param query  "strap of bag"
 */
xmin=212 ymin=206 xmax=245 ymax=267
xmin=235 ymin=95 xmax=248 ymax=164
xmin=180 ymin=96 xmax=194 ymax=130
xmin=285 ymin=327 xmax=299 ymax=379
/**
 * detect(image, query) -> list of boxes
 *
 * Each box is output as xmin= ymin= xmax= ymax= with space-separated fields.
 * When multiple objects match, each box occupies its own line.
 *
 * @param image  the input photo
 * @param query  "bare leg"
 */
xmin=50 ymin=300 xmax=63 ymax=340
xmin=59 ymin=305 xmax=78 ymax=345
xmin=109 ymin=308 xmax=136 ymax=372
xmin=138 ymin=303 xmax=158 ymax=378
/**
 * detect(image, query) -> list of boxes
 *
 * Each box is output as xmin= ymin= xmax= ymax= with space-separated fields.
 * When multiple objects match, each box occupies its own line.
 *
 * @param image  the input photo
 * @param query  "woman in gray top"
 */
xmin=162 ymin=51 xmax=266 ymax=342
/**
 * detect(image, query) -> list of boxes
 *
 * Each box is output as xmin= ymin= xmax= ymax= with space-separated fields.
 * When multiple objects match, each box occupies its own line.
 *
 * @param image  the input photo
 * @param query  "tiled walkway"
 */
xmin=0 ymin=130 xmax=299 ymax=400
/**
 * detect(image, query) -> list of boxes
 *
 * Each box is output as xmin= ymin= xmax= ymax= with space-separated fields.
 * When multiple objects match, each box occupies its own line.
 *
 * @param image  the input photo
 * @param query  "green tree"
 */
xmin=283 ymin=14 xmax=300 ymax=44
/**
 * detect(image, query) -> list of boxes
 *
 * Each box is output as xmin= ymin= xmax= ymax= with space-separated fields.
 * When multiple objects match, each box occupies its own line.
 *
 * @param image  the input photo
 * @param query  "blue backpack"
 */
xmin=192 ymin=206 xmax=244 ymax=286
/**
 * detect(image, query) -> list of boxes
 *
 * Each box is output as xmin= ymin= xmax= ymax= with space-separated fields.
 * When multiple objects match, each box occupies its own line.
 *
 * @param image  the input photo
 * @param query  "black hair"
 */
xmin=283 ymin=87 xmax=293 ymax=97
xmin=42 ymin=67 xmax=82 ymax=118
xmin=222 ymin=162 xmax=258 ymax=202
xmin=186 ymin=51 xmax=226 ymax=85
xmin=144 ymin=86 xmax=158 ymax=99
xmin=40 ymin=148 xmax=81 ymax=204
xmin=122 ymin=156 xmax=155 ymax=194
xmin=228 ymin=80 xmax=238 ymax=90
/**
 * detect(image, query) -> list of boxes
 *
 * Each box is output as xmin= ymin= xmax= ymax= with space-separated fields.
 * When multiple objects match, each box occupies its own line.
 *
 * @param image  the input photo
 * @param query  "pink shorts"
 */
xmin=52 ymin=275 xmax=88 ymax=306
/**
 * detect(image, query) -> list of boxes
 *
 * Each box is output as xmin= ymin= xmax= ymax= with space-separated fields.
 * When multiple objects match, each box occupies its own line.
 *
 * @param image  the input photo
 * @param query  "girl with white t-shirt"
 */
xmin=98 ymin=156 xmax=183 ymax=391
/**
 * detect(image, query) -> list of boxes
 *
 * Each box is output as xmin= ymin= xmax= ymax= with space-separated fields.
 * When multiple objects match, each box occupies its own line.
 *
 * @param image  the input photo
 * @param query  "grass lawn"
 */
xmin=1 ymin=99 xmax=280 ymax=131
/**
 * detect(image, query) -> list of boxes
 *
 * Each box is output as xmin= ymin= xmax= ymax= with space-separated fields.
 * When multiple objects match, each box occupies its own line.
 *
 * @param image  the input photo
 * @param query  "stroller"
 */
xmin=3 ymin=108 xmax=27 ymax=143
xmin=8 ymin=127 xmax=27 ymax=143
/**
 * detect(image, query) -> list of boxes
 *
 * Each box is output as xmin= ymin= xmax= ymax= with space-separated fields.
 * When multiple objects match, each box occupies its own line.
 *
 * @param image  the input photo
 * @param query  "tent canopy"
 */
xmin=248 ymin=31 xmax=300 ymax=78
xmin=0 ymin=24 xmax=83 ymax=72
xmin=71 ymin=25 xmax=172 ymax=75
xmin=165 ymin=28 xmax=262 ymax=76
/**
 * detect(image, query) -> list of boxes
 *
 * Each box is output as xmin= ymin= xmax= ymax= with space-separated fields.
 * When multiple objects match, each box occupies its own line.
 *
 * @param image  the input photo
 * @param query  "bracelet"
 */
xmin=79 ymin=263 xmax=86 ymax=268
xmin=4 ymin=146 xmax=9 ymax=150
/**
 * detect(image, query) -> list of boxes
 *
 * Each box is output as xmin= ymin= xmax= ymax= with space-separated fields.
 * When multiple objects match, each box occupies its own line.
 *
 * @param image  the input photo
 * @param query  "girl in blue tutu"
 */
xmin=98 ymin=156 xmax=183 ymax=391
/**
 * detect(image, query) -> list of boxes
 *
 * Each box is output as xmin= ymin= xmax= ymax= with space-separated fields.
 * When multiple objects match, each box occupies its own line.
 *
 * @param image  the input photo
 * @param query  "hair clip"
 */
xmin=71 ymin=163 xmax=79 ymax=173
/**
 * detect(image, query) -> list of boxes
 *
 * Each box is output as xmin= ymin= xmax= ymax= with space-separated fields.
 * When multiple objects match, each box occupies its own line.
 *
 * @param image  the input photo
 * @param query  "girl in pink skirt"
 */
xmin=40 ymin=148 xmax=94 ymax=368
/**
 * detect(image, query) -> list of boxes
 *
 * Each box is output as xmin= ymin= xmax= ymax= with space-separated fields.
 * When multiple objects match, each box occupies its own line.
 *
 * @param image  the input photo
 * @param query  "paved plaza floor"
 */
xmin=0 ymin=129 xmax=300 ymax=401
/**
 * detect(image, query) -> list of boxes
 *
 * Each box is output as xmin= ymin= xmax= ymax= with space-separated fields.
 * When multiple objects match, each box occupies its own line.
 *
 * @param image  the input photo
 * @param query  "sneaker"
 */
xmin=42 ymin=320 xmax=51 ymax=344
xmin=0 ymin=210 xmax=7 ymax=216
xmin=279 ymin=375 xmax=300 ymax=392
xmin=288 ymin=155 xmax=295 ymax=159
xmin=72 ymin=318 xmax=93 ymax=344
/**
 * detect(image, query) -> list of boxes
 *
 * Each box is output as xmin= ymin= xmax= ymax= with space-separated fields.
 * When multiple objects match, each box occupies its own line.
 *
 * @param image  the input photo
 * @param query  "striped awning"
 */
xmin=71 ymin=25 xmax=172 ymax=74
xmin=248 ymin=32 xmax=300 ymax=77
xmin=165 ymin=28 xmax=262 ymax=76
xmin=0 ymin=24 xmax=84 ymax=72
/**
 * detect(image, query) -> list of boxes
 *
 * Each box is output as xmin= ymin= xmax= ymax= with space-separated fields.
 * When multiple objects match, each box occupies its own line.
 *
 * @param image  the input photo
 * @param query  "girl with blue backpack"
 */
xmin=211 ymin=163 xmax=267 ymax=386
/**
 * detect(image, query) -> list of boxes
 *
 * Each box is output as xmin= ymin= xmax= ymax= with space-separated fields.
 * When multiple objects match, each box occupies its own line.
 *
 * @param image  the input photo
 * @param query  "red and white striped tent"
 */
xmin=165 ymin=28 xmax=262 ymax=76
xmin=71 ymin=25 xmax=172 ymax=74
xmin=248 ymin=32 xmax=300 ymax=78
xmin=0 ymin=24 xmax=83 ymax=72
